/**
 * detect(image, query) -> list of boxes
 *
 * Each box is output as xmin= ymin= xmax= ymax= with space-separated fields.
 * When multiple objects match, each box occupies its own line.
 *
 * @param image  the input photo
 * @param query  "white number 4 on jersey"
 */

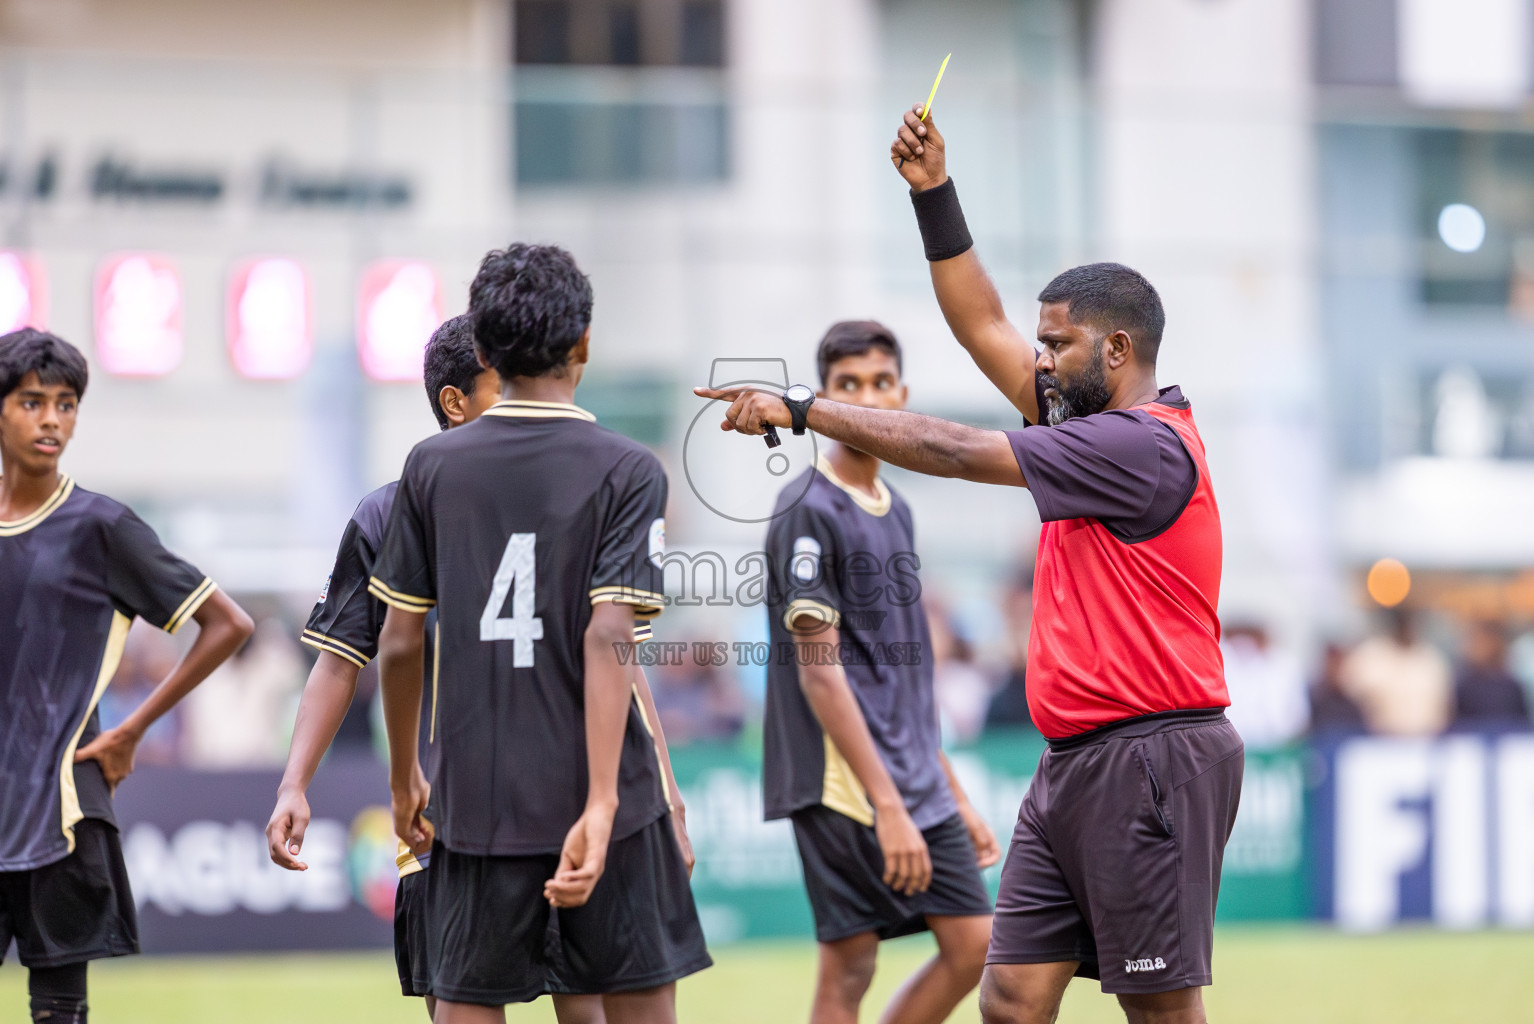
xmin=480 ymin=532 xmax=544 ymax=667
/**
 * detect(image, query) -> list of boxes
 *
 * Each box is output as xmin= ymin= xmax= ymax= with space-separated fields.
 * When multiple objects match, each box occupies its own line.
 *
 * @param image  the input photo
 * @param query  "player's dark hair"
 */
xmin=468 ymin=244 xmax=593 ymax=380
xmin=422 ymin=314 xmax=484 ymax=430
xmin=1037 ymin=263 xmax=1165 ymax=363
xmin=816 ymin=320 xmax=902 ymax=387
xmin=0 ymin=328 xmax=89 ymax=401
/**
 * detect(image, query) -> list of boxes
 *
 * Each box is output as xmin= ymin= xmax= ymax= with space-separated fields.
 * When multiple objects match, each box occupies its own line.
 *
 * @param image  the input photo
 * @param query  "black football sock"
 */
xmin=29 ymin=962 xmax=88 ymax=1023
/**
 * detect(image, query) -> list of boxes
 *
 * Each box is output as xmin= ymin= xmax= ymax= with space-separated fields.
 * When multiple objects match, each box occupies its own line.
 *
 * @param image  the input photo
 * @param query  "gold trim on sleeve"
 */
xmin=300 ymin=630 xmax=370 ymax=668
xmin=784 ymin=598 xmax=840 ymax=632
xmin=589 ymin=585 xmax=665 ymax=616
xmin=368 ymin=578 xmax=436 ymax=611
xmin=164 ymin=577 xmax=217 ymax=634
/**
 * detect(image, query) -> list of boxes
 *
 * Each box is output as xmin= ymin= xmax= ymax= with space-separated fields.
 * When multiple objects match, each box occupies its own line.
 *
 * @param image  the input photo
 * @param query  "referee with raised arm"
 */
xmin=696 ymin=106 xmax=1242 ymax=1024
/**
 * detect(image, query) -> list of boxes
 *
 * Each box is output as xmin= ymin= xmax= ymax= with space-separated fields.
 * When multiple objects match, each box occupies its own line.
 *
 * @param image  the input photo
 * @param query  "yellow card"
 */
xmin=920 ymin=53 xmax=952 ymax=121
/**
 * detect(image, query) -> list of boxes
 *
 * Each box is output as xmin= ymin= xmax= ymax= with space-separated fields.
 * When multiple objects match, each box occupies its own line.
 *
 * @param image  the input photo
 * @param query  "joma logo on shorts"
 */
xmin=1124 ymin=957 xmax=1166 ymax=973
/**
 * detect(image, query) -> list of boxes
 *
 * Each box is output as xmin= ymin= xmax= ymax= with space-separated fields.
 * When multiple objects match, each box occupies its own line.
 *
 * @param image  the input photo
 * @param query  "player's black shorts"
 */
xmin=426 ymin=813 xmax=711 ymax=1005
xmin=0 ymin=819 xmax=139 ymax=969
xmin=394 ymin=868 xmax=431 ymax=997
xmin=790 ymin=805 xmax=993 ymax=944
xmin=988 ymin=708 xmax=1243 ymax=995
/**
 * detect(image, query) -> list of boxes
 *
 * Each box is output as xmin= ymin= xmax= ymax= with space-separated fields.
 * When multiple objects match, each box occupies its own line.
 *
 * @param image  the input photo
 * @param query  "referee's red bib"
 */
xmin=1027 ymin=401 xmax=1227 ymax=739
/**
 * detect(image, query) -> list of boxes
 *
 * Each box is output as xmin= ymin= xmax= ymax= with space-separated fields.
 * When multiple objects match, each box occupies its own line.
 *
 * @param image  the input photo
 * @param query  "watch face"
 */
xmin=786 ymin=384 xmax=815 ymax=403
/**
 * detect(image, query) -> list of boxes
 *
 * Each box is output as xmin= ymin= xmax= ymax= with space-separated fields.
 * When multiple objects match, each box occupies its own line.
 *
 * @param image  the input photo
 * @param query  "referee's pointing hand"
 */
xmin=890 ymin=103 xmax=948 ymax=194
xmin=693 ymin=386 xmax=791 ymax=437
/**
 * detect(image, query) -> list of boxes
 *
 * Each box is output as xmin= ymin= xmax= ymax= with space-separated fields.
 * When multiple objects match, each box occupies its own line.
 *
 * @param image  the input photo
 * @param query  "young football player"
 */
xmin=372 ymin=245 xmax=710 ymax=1024
xmin=265 ymin=314 xmax=692 ymax=1023
xmin=0 ymin=329 xmax=254 ymax=1024
xmin=762 ymin=321 xmax=998 ymax=1024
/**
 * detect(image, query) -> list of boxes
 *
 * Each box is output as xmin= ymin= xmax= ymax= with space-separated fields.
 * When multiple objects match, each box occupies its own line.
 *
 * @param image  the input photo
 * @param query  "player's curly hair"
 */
xmin=0 ymin=328 xmax=89 ymax=401
xmin=468 ymin=244 xmax=593 ymax=380
xmin=422 ymin=314 xmax=484 ymax=430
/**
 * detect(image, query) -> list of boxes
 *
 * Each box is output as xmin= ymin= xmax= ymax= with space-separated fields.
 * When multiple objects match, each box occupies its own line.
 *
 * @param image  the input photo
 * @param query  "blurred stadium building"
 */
xmin=6 ymin=0 xmax=1534 ymax=948
xmin=0 ymin=0 xmax=1315 ymax=627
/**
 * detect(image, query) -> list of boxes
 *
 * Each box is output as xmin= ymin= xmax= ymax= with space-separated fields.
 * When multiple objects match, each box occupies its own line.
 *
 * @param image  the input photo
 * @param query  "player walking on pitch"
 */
xmin=0 ymin=330 xmax=255 ymax=1024
xmin=696 ymin=107 xmax=1243 ymax=1024
xmin=764 ymin=321 xmax=999 ymax=1024
xmin=265 ymin=315 xmax=689 ymax=1022
xmin=372 ymin=244 xmax=710 ymax=1024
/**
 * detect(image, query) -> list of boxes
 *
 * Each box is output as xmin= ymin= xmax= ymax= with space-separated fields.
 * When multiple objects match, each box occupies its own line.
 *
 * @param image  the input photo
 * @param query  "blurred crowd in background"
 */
xmin=103 ymin=568 xmax=1534 ymax=770
xmin=926 ymin=574 xmax=1534 ymax=750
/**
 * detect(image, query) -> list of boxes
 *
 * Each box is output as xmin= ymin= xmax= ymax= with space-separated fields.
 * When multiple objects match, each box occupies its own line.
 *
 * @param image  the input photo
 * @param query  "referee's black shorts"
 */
xmin=987 ymin=709 xmax=1243 ymax=995
xmin=0 ymin=818 xmax=139 ymax=968
xmin=790 ymin=804 xmax=993 ymax=944
xmin=425 ymin=813 xmax=711 ymax=1006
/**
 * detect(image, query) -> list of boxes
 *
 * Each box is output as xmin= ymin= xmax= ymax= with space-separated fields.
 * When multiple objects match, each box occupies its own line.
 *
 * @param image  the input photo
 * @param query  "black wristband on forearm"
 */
xmin=910 ymin=177 xmax=973 ymax=262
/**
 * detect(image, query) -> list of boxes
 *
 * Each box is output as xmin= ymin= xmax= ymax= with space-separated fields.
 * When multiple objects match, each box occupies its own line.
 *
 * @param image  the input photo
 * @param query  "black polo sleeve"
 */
xmin=1006 ymin=408 xmax=1197 ymax=541
xmin=768 ymin=501 xmax=843 ymax=632
xmin=105 ymin=508 xmax=216 ymax=634
xmin=588 ymin=453 xmax=667 ymax=619
xmin=303 ymin=516 xmax=383 ymax=667
xmin=370 ymin=453 xmax=437 ymax=613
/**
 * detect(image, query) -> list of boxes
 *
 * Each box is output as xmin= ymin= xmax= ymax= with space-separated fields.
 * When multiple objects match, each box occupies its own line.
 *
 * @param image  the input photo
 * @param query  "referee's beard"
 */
xmin=1040 ymin=345 xmax=1111 ymax=426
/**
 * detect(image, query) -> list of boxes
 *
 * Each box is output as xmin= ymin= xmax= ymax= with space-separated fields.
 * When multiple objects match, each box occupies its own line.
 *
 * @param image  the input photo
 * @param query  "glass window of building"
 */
xmin=512 ymin=0 xmax=729 ymax=186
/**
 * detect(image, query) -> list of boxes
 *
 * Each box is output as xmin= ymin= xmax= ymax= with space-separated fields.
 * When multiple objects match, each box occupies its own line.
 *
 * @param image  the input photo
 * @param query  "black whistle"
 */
xmin=763 ymin=425 xmax=782 ymax=448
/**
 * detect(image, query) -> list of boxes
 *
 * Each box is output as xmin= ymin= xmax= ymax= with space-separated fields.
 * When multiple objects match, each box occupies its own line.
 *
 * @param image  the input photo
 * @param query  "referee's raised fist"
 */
xmin=890 ymin=102 xmax=948 ymax=193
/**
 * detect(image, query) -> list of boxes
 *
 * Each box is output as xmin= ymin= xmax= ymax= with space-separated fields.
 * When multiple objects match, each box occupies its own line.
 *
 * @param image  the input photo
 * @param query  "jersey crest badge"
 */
xmin=792 ymin=536 xmax=821 ymax=582
xmin=648 ymin=517 xmax=666 ymax=567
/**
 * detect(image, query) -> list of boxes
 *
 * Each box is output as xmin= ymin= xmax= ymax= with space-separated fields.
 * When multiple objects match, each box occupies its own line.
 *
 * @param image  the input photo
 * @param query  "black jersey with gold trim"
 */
xmin=762 ymin=458 xmax=955 ymax=830
xmin=369 ymin=400 xmax=669 ymax=857
xmin=0 ymin=476 xmax=215 ymax=871
xmin=303 ymin=481 xmax=398 ymax=669
xmin=303 ymin=477 xmax=655 ymax=877
xmin=302 ymin=480 xmax=443 ymax=879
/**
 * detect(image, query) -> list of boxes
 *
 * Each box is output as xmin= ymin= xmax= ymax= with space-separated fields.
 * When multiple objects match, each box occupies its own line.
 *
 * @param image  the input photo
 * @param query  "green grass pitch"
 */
xmin=4 ymin=928 xmax=1532 ymax=1022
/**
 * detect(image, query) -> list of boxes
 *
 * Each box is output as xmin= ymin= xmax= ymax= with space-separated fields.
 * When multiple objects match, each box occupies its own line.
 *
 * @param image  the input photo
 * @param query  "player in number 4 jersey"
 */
xmin=371 ymin=244 xmax=710 ymax=1023
xmin=266 ymin=315 xmax=689 ymax=1022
